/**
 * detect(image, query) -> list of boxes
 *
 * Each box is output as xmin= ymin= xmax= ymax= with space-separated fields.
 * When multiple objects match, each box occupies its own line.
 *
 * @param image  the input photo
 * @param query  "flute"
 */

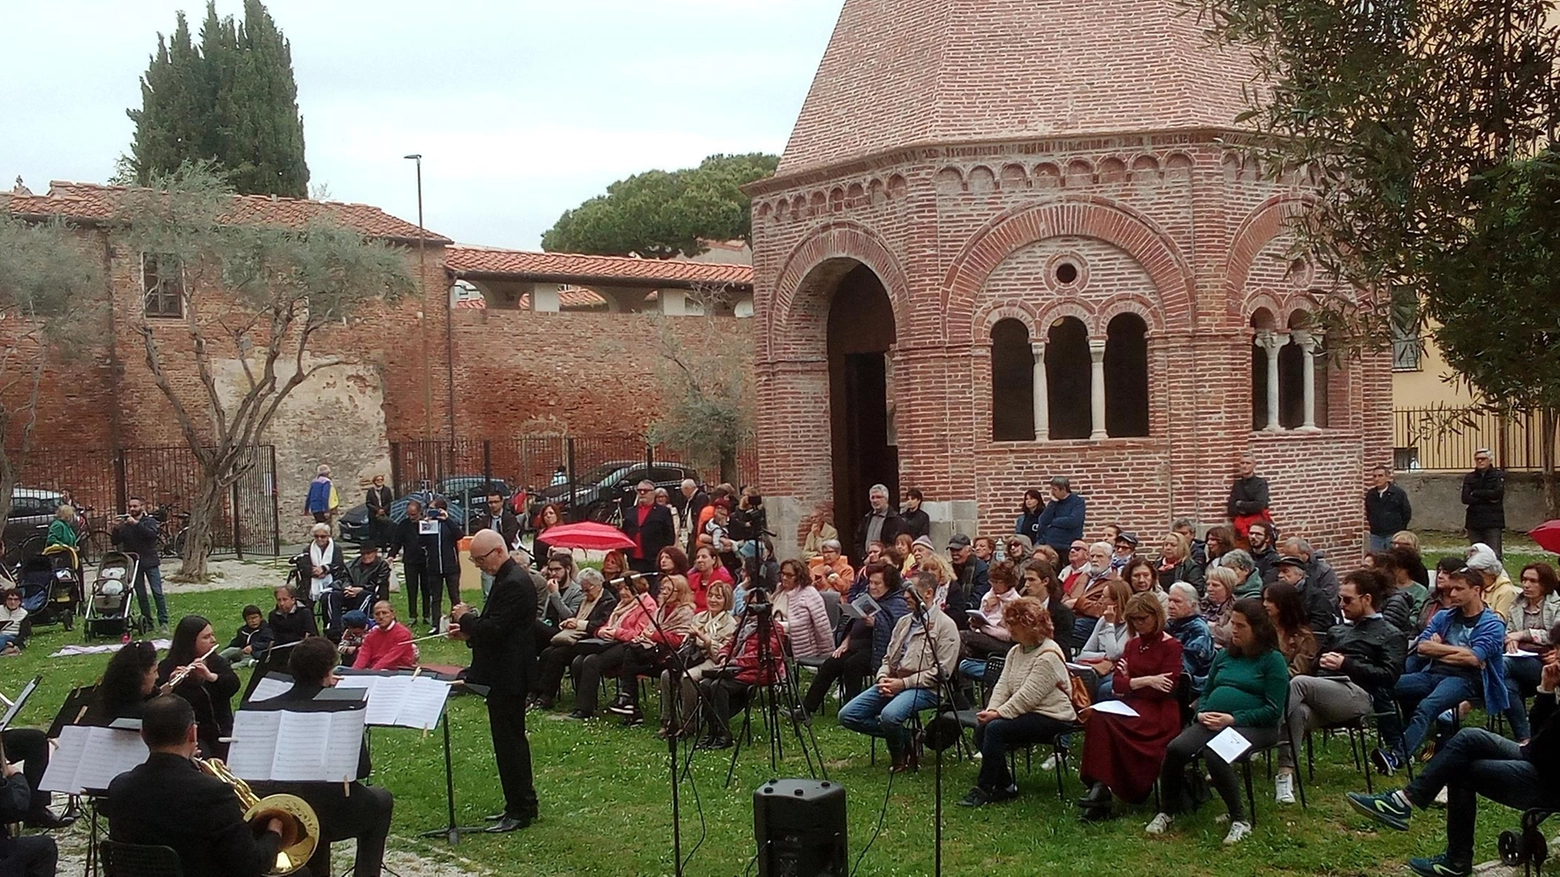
xmin=159 ymin=644 xmax=219 ymax=693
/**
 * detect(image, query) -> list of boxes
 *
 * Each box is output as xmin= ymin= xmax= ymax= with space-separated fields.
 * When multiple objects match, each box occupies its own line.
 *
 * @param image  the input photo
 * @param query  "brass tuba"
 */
xmin=195 ymin=758 xmax=320 ymax=876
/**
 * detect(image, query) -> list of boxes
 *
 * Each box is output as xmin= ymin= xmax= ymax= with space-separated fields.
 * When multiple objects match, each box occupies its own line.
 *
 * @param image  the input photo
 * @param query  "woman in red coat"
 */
xmin=1078 ymin=591 xmax=1185 ymax=820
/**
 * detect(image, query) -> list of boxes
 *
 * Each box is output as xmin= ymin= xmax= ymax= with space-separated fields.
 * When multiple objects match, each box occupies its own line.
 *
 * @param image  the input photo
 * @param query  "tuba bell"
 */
xmin=195 ymin=757 xmax=320 ymax=876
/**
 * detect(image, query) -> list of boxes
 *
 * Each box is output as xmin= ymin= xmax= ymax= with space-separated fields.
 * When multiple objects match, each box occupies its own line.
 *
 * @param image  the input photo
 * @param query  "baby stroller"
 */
xmin=84 ymin=550 xmax=143 ymax=641
xmin=15 ymin=545 xmax=80 ymax=630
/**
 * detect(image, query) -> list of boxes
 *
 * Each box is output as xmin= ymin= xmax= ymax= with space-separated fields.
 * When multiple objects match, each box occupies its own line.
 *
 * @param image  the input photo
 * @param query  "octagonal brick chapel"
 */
xmin=750 ymin=0 xmax=1392 ymax=557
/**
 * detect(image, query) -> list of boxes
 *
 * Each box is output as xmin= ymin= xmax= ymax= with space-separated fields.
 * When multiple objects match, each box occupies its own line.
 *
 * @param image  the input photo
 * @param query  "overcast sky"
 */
xmin=2 ymin=0 xmax=843 ymax=247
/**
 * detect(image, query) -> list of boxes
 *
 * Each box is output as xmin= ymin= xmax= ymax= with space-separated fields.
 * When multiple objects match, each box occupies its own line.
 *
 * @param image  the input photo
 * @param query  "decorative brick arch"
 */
xmin=974 ymin=300 xmax=1040 ymax=339
xmin=1226 ymin=193 xmax=1318 ymax=317
xmin=942 ymin=195 xmax=1195 ymax=346
xmin=769 ymin=220 xmax=912 ymax=353
xmin=1095 ymin=293 xmax=1164 ymax=336
xmin=1033 ymin=300 xmax=1096 ymax=338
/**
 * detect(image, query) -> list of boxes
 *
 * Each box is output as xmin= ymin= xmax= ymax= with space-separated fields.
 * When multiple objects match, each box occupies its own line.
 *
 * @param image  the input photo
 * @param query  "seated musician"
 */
xmin=353 ymin=601 xmax=416 ymax=671
xmin=1 ymin=735 xmax=61 ymax=877
xmin=253 ymin=636 xmax=393 ymax=877
xmin=157 ymin=615 xmax=241 ymax=760
xmin=327 ymin=543 xmax=391 ymax=636
xmin=104 ymin=695 xmax=293 ymax=877
xmin=83 ymin=640 xmax=159 ymax=726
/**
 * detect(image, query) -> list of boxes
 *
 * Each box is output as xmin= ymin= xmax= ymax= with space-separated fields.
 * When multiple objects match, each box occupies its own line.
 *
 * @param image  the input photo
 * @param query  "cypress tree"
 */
xmin=126 ymin=0 xmax=309 ymax=198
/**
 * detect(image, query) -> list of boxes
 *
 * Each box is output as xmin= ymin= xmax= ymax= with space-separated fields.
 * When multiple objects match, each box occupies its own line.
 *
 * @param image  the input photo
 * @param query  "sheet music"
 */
xmin=390 ymin=677 xmax=450 ymax=730
xmin=226 ymin=711 xmax=284 ymax=780
xmin=249 ymin=675 xmax=293 ymax=703
xmin=360 ymin=676 xmax=402 ymax=726
xmin=332 ymin=676 xmax=376 ymax=689
xmin=269 ymin=712 xmax=332 ymax=782
xmin=1082 ymin=700 xmax=1140 ymax=718
xmin=230 ymin=709 xmax=364 ymax=783
xmin=38 ymin=725 xmax=147 ymax=793
xmin=1207 ymin=726 xmax=1253 ymax=764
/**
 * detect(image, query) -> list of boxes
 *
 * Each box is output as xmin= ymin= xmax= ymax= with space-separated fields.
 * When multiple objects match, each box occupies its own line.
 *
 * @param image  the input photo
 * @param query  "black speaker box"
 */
xmin=754 ymin=778 xmax=848 ymax=877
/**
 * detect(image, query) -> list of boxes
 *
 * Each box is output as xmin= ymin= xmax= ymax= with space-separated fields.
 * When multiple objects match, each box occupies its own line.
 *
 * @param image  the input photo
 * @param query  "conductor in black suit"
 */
xmin=452 ymin=529 xmax=538 ymax=832
xmin=104 ymin=695 xmax=291 ymax=877
xmin=619 ymin=479 xmax=676 ymax=574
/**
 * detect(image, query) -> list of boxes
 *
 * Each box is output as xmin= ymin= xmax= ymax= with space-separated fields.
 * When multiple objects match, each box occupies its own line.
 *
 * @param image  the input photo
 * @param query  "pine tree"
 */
xmin=126 ymin=0 xmax=309 ymax=198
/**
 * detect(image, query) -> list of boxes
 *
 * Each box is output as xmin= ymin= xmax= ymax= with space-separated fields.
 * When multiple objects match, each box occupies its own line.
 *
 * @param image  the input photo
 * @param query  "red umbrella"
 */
xmin=1529 ymin=520 xmax=1560 ymax=555
xmin=536 ymin=522 xmax=636 ymax=551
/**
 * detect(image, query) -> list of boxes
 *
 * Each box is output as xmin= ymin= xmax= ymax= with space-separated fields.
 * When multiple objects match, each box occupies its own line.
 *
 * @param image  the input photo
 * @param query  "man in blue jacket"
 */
xmin=1036 ymin=476 xmax=1086 ymax=555
xmin=1373 ymin=567 xmax=1508 ymax=775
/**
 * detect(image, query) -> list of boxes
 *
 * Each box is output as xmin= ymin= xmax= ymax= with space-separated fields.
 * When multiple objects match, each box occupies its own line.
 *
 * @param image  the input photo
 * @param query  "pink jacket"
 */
xmin=353 ymin=621 xmax=416 ymax=671
xmin=606 ymin=594 xmax=658 ymax=643
xmin=783 ymin=585 xmax=835 ymax=659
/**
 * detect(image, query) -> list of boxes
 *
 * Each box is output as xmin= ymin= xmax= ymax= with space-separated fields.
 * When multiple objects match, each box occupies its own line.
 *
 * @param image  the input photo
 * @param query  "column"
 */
xmin=1088 ymin=338 xmax=1107 ymax=440
xmin=1255 ymin=331 xmax=1286 ymax=431
xmin=1293 ymin=329 xmax=1319 ymax=430
xmin=1031 ymin=341 xmax=1049 ymax=441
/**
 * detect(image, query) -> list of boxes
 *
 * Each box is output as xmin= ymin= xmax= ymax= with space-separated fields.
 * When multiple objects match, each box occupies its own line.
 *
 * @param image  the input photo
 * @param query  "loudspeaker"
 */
xmin=754 ymin=778 xmax=848 ymax=877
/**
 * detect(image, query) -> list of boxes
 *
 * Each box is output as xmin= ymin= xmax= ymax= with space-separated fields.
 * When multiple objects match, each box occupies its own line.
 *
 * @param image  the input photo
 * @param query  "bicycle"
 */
xmin=152 ymin=503 xmax=192 ymax=558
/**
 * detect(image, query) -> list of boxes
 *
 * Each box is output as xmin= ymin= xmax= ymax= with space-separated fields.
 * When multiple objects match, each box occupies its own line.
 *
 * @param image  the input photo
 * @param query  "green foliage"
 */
xmin=127 ymin=0 xmax=309 ymax=198
xmin=542 ymin=153 xmax=778 ymax=257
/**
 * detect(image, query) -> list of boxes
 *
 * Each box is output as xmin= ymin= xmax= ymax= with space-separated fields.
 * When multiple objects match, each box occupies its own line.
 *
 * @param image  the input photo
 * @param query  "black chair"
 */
xmin=100 ymin=840 xmax=183 ymax=877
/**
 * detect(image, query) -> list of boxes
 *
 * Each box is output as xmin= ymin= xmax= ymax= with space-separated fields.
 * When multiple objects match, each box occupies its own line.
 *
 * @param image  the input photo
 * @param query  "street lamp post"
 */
xmin=404 ymin=154 xmax=433 ymax=440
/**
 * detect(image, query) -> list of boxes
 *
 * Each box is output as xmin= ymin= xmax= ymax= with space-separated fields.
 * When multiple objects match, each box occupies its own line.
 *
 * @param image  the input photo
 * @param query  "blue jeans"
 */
xmin=958 ymin=658 xmax=988 ymax=681
xmin=133 ymin=564 xmax=168 ymax=625
xmin=1406 ymin=728 xmax=1560 ymax=865
xmin=1368 ymin=533 xmax=1393 ymax=553
xmin=1387 ymin=671 xmax=1480 ymax=757
xmin=0 ymin=633 xmax=15 ymax=651
xmin=838 ymin=686 xmax=939 ymax=755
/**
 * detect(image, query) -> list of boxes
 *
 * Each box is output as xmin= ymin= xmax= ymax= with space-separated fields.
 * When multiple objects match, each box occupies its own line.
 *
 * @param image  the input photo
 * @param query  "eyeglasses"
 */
xmin=1126 ymin=614 xmax=1150 ymax=622
xmin=472 ymin=546 xmax=504 ymax=561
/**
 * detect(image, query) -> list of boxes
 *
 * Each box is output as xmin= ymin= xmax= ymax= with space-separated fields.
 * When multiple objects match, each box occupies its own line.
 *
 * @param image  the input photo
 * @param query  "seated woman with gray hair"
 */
xmin=1220 ymin=548 xmax=1264 ymax=599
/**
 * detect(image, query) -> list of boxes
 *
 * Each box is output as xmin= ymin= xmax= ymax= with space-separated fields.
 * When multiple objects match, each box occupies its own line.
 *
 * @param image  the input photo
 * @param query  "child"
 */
xmin=218 ymin=604 xmax=273 ymax=668
xmin=0 ymin=588 xmax=26 ymax=655
xmin=336 ymin=610 xmax=370 ymax=665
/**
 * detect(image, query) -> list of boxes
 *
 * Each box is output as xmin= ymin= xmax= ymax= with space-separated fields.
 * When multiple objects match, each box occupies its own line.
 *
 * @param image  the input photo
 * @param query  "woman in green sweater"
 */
xmin=1146 ymin=597 xmax=1288 ymax=846
xmin=46 ymin=505 xmax=80 ymax=549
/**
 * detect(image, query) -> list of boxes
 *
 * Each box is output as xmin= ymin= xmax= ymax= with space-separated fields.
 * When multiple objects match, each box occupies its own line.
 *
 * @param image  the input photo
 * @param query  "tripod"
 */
xmin=717 ymin=594 xmax=828 ymax=789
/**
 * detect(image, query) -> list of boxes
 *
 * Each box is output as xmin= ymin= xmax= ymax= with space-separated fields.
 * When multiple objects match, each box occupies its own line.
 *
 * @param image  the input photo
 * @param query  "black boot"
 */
xmin=1079 ymin=781 xmax=1111 ymax=806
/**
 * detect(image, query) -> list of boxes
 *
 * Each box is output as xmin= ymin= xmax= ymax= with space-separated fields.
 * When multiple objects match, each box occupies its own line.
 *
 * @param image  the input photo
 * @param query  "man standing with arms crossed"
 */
xmin=451 ymin=529 xmax=538 ymax=832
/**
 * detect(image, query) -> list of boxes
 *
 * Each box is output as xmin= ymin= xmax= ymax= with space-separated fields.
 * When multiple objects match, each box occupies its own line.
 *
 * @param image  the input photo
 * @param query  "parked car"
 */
xmin=527 ymin=461 xmax=698 ymax=525
xmin=4 ymin=488 xmax=65 ymax=559
xmin=338 ymin=491 xmax=467 ymax=546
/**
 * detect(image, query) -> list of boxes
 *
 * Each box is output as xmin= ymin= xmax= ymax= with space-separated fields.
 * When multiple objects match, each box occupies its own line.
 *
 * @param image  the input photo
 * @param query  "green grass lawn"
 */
xmin=2 ymin=579 xmax=1548 ymax=877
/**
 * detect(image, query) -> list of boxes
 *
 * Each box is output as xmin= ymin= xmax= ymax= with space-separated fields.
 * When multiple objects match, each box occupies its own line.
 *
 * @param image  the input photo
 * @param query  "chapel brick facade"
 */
xmin=749 ymin=0 xmax=1393 ymax=558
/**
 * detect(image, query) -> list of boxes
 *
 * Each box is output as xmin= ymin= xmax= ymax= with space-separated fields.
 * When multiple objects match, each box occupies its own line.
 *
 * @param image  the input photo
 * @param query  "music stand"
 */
xmin=46 ymin=684 xmax=98 ymax=739
xmin=0 ymin=675 xmax=41 ymax=732
xmin=418 ymin=680 xmax=488 ymax=844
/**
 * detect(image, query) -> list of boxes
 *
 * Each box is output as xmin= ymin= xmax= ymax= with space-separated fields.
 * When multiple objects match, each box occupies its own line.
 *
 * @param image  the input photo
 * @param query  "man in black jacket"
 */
xmin=326 ymin=543 xmax=391 ymax=636
xmin=111 ymin=497 xmax=168 ymax=631
xmin=364 ymin=475 xmax=394 ymax=547
xmin=1348 ymin=634 xmax=1560 ymax=877
xmin=1226 ymin=455 xmax=1272 ymax=539
xmin=947 ymin=533 xmax=990 ymax=629
xmin=1365 ymin=464 xmax=1413 ymax=553
xmin=472 ymin=492 xmax=522 ymax=549
xmin=252 ymin=637 xmax=392 ymax=877
xmin=419 ymin=500 xmax=464 ymax=635
xmin=1274 ymin=555 xmax=1338 ymax=634
xmin=0 ymin=732 xmax=59 ymax=877
xmin=1246 ymin=521 xmax=1281 ymax=586
xmin=619 ymin=480 xmax=675 ymax=574
xmin=1461 ymin=448 xmax=1506 ymax=557
xmin=854 ymin=483 xmax=904 ymax=563
xmin=452 ymin=529 xmax=538 ymax=832
xmin=387 ymin=498 xmax=430 ymax=629
xmin=1275 ymin=569 xmax=1407 ymax=804
xmin=104 ymin=695 xmax=288 ymax=877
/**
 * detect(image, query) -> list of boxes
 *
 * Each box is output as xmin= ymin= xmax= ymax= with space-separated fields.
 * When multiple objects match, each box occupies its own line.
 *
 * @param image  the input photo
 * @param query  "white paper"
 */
xmin=1082 ymin=700 xmax=1140 ymax=718
xmin=332 ymin=676 xmax=376 ymax=689
xmin=249 ymin=675 xmax=293 ymax=703
xmin=229 ymin=709 xmax=365 ymax=783
xmin=226 ymin=711 xmax=284 ymax=780
xmin=1506 ymin=649 xmax=1543 ymax=659
xmin=418 ymin=519 xmax=439 ymax=535
xmin=39 ymin=725 xmax=148 ymax=793
xmin=360 ymin=677 xmax=402 ymax=727
xmin=1206 ymin=726 xmax=1253 ymax=764
xmin=392 ymin=677 xmax=451 ymax=730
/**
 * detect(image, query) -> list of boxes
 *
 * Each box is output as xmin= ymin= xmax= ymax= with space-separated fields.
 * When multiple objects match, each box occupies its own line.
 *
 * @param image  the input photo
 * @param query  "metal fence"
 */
xmin=1393 ymin=407 xmax=1552 ymax=472
xmin=389 ymin=436 xmax=759 ymax=524
xmin=9 ymin=445 xmax=281 ymax=557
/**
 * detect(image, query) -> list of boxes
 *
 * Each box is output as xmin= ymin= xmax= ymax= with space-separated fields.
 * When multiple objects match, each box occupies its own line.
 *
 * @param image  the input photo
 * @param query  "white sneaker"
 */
xmin=1434 ymin=786 xmax=1448 ymax=807
xmin=1223 ymin=820 xmax=1252 ymax=845
xmin=1145 ymin=812 xmax=1173 ymax=835
xmin=1275 ymin=771 xmax=1296 ymax=804
xmin=1040 ymin=754 xmax=1057 ymax=771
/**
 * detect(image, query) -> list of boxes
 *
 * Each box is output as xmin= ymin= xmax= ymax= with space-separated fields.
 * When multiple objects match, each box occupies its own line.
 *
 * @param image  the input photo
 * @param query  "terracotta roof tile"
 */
xmin=446 ymin=245 xmax=753 ymax=288
xmin=5 ymin=181 xmax=449 ymax=244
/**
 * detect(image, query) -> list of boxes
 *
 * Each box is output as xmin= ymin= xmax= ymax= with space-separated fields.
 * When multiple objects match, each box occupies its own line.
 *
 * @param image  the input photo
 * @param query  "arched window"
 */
xmin=1104 ymin=314 xmax=1149 ymax=437
xmin=1046 ymin=317 xmax=1092 ymax=440
xmin=1278 ymin=312 xmax=1310 ymax=429
xmin=991 ymin=319 xmax=1034 ymax=441
xmin=1250 ymin=309 xmax=1278 ymax=430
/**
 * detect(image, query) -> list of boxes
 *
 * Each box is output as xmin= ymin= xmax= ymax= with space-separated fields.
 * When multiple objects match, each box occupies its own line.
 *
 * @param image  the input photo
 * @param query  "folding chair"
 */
xmin=100 ymin=840 xmax=184 ymax=877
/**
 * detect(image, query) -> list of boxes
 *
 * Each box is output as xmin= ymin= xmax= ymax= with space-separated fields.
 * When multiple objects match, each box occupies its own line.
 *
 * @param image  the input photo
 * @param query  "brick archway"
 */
xmin=768 ymin=220 xmax=911 ymax=361
xmin=1226 ymin=194 xmax=1316 ymax=317
xmin=941 ymin=195 xmax=1195 ymax=346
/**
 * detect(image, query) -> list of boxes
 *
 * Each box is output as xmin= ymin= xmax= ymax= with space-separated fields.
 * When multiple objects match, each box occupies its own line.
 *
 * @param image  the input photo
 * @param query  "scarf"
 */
xmin=310 ymin=539 xmax=336 ymax=601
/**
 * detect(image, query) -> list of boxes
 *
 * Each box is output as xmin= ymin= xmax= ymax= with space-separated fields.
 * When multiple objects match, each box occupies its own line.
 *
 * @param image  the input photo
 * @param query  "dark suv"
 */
xmin=528 ymin=461 xmax=698 ymax=525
